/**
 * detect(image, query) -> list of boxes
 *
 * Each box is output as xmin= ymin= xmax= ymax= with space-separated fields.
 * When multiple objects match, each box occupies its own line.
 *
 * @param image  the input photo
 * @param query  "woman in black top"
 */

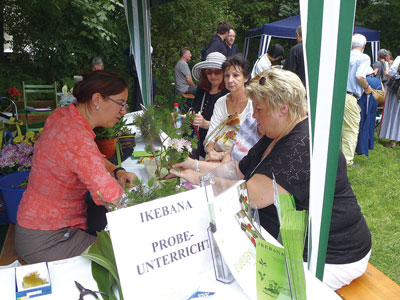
xmin=191 ymin=52 xmax=229 ymax=159
xmin=172 ymin=69 xmax=371 ymax=290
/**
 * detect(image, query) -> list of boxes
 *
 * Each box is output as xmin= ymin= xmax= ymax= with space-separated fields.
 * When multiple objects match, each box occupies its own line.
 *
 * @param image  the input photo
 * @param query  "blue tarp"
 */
xmin=245 ymin=15 xmax=380 ymax=42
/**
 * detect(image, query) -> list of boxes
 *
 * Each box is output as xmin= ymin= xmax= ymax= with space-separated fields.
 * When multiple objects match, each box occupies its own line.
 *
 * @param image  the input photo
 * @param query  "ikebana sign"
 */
xmin=106 ymin=186 xmax=213 ymax=300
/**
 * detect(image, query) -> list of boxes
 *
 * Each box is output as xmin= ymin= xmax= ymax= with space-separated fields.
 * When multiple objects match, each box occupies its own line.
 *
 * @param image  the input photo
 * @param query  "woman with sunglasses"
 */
xmin=15 ymin=70 xmax=137 ymax=264
xmin=172 ymin=69 xmax=371 ymax=290
xmin=191 ymin=52 xmax=229 ymax=159
xmin=203 ymin=54 xmax=253 ymax=161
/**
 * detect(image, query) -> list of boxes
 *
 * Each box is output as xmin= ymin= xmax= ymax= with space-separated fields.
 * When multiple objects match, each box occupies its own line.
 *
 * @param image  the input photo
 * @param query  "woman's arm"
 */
xmin=103 ymin=158 xmax=136 ymax=187
xmin=193 ymin=113 xmax=210 ymax=129
xmin=171 ymin=158 xmax=243 ymax=185
xmin=246 ymin=173 xmax=289 ymax=209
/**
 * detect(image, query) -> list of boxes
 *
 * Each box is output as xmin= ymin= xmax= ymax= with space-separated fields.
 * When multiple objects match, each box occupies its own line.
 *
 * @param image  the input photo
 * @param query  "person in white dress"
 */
xmin=204 ymin=54 xmax=253 ymax=161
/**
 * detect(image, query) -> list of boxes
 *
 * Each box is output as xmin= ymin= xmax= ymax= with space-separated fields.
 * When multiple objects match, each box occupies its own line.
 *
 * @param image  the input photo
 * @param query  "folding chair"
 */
xmin=22 ymin=82 xmax=58 ymax=131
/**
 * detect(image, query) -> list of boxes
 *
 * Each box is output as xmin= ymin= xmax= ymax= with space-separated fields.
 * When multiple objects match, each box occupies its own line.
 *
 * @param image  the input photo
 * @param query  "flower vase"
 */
xmin=95 ymin=138 xmax=118 ymax=159
xmin=0 ymin=170 xmax=30 ymax=224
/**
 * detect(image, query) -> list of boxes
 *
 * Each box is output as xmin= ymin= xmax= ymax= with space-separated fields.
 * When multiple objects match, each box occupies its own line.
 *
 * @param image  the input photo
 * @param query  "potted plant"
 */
xmin=0 ymin=137 xmax=36 ymax=223
xmin=94 ymin=118 xmax=128 ymax=159
xmin=116 ymin=123 xmax=136 ymax=153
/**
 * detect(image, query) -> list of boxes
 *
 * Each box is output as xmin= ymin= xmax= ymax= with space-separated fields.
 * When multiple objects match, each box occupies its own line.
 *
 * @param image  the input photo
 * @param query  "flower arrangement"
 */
xmin=85 ymin=106 xmax=198 ymax=300
xmin=166 ymin=137 xmax=192 ymax=164
xmin=7 ymin=87 xmax=23 ymax=102
xmin=0 ymin=143 xmax=34 ymax=174
xmin=134 ymin=105 xmax=196 ymax=179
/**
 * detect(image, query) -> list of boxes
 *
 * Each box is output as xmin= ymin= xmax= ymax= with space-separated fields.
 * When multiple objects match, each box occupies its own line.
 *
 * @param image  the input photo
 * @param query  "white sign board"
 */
xmin=107 ymin=186 xmax=213 ymax=300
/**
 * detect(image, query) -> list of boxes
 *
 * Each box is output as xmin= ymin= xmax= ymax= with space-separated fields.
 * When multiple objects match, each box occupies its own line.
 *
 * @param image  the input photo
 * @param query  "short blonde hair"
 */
xmin=246 ymin=69 xmax=308 ymax=122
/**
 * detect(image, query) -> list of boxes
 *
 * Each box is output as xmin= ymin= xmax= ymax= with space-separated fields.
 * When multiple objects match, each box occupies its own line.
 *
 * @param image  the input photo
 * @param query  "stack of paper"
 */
xmin=280 ymin=208 xmax=308 ymax=300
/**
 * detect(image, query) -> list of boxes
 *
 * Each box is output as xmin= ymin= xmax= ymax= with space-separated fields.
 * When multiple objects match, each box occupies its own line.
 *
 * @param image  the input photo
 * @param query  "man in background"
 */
xmin=283 ymin=25 xmax=305 ymax=86
xmin=174 ymin=47 xmax=197 ymax=95
xmin=344 ymin=33 xmax=372 ymax=166
xmin=92 ymin=57 xmax=104 ymax=70
xmin=225 ymin=29 xmax=239 ymax=57
xmin=201 ymin=21 xmax=231 ymax=60
xmin=251 ymin=44 xmax=284 ymax=78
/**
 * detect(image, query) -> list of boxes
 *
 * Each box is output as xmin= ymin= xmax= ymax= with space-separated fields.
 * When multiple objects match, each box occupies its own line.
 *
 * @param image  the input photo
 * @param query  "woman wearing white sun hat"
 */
xmin=191 ymin=52 xmax=229 ymax=159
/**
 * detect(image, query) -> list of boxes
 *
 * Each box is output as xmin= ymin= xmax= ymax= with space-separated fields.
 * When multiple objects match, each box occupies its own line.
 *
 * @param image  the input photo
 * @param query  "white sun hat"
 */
xmin=192 ymin=52 xmax=227 ymax=81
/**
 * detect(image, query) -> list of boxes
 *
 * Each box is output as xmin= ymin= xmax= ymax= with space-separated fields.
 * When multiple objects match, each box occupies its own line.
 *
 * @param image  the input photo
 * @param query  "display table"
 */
xmin=0 ymin=255 xmax=341 ymax=300
xmin=0 ymin=112 xmax=341 ymax=299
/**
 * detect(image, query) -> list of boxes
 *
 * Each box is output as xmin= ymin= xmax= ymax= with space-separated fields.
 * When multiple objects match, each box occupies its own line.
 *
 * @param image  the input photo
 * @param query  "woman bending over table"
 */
xmin=204 ymin=54 xmax=253 ymax=162
xmin=15 ymin=70 xmax=137 ymax=264
xmin=172 ymin=68 xmax=372 ymax=290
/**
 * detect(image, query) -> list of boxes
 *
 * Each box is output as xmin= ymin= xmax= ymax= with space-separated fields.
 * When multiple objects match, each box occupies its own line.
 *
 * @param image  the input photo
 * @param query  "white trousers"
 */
xmin=322 ymin=249 xmax=371 ymax=290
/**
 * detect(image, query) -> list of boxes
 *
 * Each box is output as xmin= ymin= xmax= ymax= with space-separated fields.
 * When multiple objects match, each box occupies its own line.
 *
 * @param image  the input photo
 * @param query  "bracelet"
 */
xmin=194 ymin=159 xmax=200 ymax=172
xmin=113 ymin=167 xmax=126 ymax=179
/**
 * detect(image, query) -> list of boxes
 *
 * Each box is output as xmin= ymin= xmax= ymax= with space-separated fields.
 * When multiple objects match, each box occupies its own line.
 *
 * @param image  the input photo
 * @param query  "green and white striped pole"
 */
xmin=123 ymin=0 xmax=153 ymax=106
xmin=300 ymin=0 xmax=357 ymax=279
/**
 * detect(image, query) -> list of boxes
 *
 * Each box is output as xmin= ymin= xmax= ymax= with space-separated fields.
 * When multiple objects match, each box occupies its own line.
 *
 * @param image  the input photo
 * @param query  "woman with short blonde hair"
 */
xmin=246 ymin=70 xmax=308 ymax=123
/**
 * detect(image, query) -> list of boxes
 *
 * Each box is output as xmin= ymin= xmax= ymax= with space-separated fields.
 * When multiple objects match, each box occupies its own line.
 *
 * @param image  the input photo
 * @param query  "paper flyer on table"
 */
xmin=106 ymin=185 xmax=213 ymax=300
xmin=256 ymin=238 xmax=291 ymax=300
xmin=211 ymin=180 xmax=261 ymax=300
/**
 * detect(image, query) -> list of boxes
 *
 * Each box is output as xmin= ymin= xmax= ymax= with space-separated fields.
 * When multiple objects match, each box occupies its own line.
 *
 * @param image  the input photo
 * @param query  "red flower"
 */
xmin=250 ymin=237 xmax=256 ymax=245
xmin=6 ymin=87 xmax=22 ymax=100
xmin=247 ymin=224 xmax=253 ymax=230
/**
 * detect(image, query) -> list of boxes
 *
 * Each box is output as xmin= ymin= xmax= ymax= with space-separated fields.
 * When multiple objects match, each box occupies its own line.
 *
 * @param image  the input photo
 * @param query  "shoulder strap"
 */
xmin=199 ymin=92 xmax=207 ymax=113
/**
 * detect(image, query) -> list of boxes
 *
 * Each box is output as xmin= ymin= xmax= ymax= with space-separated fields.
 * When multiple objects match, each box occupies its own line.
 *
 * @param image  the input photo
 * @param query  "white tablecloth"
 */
xmin=0 ymin=255 xmax=341 ymax=300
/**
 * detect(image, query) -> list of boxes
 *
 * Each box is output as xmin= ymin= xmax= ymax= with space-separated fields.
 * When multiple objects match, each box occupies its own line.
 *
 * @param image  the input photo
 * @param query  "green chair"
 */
xmin=22 ymin=82 xmax=58 ymax=131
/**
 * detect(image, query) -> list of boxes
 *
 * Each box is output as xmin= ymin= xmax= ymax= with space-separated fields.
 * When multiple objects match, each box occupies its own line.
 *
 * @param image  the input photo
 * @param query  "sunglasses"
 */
xmin=204 ymin=69 xmax=223 ymax=76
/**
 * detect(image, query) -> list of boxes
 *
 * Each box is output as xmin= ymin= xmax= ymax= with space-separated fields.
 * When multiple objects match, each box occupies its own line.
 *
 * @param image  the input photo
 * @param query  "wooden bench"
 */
xmin=0 ymin=224 xmax=25 ymax=266
xmin=337 ymin=263 xmax=400 ymax=299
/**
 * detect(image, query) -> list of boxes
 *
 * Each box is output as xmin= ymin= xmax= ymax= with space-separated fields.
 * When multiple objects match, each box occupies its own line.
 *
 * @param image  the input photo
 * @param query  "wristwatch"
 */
xmin=113 ymin=167 xmax=126 ymax=179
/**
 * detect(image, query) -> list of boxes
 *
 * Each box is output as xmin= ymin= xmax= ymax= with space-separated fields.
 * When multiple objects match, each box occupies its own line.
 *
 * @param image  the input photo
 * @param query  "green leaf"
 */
xmin=81 ymin=231 xmax=123 ymax=300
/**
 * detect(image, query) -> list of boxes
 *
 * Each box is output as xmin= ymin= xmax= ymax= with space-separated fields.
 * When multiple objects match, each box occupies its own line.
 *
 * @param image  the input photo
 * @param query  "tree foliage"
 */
xmin=356 ymin=0 xmax=400 ymax=56
xmin=1 ymin=0 xmax=129 ymax=92
xmin=0 ymin=0 xmax=398 ymax=107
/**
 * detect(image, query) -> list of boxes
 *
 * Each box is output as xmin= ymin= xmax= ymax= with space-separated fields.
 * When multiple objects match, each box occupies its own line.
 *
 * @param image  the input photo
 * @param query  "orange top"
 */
xmin=17 ymin=104 xmax=124 ymax=230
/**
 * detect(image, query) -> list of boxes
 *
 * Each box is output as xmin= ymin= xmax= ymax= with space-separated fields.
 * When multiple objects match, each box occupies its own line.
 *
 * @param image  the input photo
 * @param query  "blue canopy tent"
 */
xmin=243 ymin=14 xmax=380 ymax=62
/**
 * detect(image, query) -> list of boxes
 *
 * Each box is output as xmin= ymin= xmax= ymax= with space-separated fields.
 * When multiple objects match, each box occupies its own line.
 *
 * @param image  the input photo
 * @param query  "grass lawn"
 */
xmin=347 ymin=134 xmax=400 ymax=284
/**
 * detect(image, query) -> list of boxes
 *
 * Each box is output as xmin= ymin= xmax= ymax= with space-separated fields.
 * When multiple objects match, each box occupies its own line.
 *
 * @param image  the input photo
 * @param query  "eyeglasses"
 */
xmin=106 ymin=96 xmax=129 ymax=111
xmin=259 ymin=77 xmax=266 ymax=85
xmin=205 ymin=69 xmax=223 ymax=76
